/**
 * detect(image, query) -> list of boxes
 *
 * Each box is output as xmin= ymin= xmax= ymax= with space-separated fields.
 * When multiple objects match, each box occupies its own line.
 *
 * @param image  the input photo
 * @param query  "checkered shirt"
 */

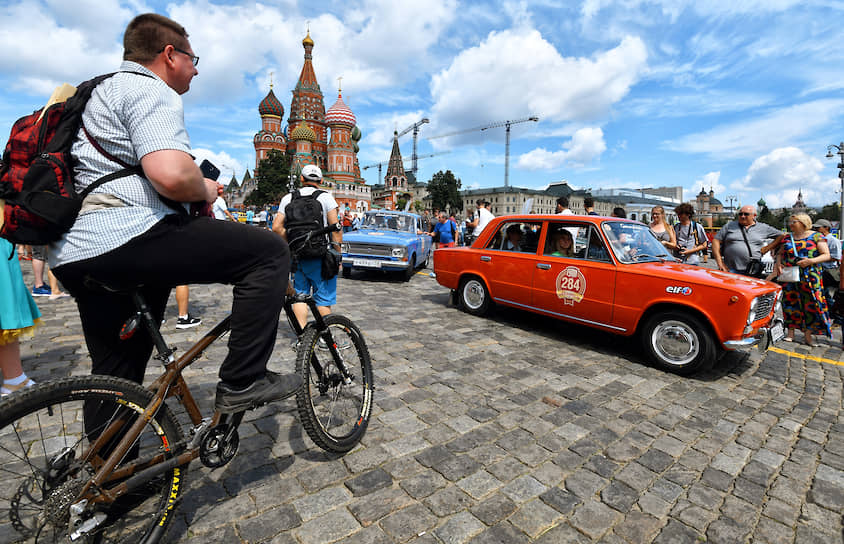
xmin=49 ymin=61 xmax=191 ymax=268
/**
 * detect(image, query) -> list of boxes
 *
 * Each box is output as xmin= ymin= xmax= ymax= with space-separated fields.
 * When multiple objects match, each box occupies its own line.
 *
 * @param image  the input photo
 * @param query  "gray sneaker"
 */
xmin=214 ymin=371 xmax=303 ymax=414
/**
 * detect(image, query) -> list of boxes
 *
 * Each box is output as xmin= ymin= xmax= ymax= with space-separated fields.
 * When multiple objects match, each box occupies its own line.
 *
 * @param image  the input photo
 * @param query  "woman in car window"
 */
xmin=648 ymin=206 xmax=676 ymax=252
xmin=550 ymin=230 xmax=575 ymax=257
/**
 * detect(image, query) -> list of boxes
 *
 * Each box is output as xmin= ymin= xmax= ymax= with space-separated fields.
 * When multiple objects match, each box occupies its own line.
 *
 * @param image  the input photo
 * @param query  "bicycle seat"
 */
xmin=83 ymin=275 xmax=146 ymax=294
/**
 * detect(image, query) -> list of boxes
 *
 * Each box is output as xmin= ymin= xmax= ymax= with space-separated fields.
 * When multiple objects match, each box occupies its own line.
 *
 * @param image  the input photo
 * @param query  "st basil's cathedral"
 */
xmin=253 ymin=32 xmax=371 ymax=212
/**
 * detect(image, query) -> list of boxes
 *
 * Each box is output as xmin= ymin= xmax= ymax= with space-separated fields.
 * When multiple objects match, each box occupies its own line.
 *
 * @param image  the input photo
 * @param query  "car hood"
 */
xmin=628 ymin=261 xmax=777 ymax=293
xmin=344 ymin=228 xmax=416 ymax=245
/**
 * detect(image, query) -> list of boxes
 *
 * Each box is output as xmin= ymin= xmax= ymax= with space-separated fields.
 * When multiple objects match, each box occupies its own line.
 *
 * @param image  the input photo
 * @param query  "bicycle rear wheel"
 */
xmin=295 ymin=315 xmax=373 ymax=453
xmin=0 ymin=375 xmax=186 ymax=544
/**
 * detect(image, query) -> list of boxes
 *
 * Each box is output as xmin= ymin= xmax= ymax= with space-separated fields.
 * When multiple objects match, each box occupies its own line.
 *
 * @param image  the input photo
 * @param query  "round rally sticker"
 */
xmin=556 ymin=266 xmax=586 ymax=305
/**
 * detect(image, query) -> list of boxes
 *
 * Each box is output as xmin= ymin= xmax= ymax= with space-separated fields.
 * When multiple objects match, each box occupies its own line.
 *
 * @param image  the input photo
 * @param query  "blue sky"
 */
xmin=2 ymin=0 xmax=843 ymax=210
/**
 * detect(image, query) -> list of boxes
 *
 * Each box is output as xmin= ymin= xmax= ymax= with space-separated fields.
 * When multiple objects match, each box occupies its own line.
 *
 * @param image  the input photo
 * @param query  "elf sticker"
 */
xmin=556 ymin=266 xmax=587 ymax=306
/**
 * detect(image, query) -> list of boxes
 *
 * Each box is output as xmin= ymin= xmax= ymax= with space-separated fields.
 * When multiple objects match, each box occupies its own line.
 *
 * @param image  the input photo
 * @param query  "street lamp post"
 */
xmin=826 ymin=143 xmax=844 ymax=235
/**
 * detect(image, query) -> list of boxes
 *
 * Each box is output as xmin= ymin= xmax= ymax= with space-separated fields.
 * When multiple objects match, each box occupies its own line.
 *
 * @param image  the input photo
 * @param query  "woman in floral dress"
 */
xmin=774 ymin=213 xmax=832 ymax=346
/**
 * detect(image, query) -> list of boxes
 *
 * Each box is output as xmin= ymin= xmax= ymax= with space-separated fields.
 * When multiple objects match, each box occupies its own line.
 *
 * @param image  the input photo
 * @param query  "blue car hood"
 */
xmin=344 ymin=228 xmax=416 ymax=245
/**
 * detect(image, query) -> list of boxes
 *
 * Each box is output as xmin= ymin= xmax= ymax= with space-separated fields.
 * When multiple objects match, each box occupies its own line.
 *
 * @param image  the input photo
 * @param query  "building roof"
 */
xmin=385 ymin=133 xmax=405 ymax=181
xmin=290 ymin=123 xmax=316 ymax=142
xmin=325 ymin=92 xmax=356 ymax=126
xmin=258 ymin=88 xmax=284 ymax=117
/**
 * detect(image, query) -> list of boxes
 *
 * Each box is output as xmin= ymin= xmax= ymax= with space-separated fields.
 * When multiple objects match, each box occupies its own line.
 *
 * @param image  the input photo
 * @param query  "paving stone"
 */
xmin=333 ymin=525 xmax=394 ymax=544
xmin=539 ymin=486 xmax=581 ymax=515
xmin=653 ymin=519 xmax=703 ymax=544
xmin=534 ymin=522 xmax=591 ymax=543
xmin=613 ymin=511 xmax=663 ymax=543
xmin=297 ymin=462 xmax=351 ymax=493
xmin=456 ymin=470 xmax=503 ymax=499
xmin=294 ymin=508 xmax=361 ymax=544
xmin=467 ymin=522 xmax=531 ymax=544
xmin=564 ymin=468 xmax=607 ymax=499
xmin=569 ymin=500 xmax=622 ymax=540
xmin=424 ymin=485 xmax=475 ymax=516
xmin=600 ymin=480 xmax=639 ymax=513
xmin=585 ymin=454 xmax=620 ymax=479
xmin=763 ymin=496 xmax=801 ymax=526
xmin=379 ymin=503 xmax=437 ymax=542
xmin=345 ymin=468 xmax=393 ymax=497
xmin=434 ymin=511 xmax=486 ymax=544
xmin=701 ymin=467 xmax=734 ymax=492
xmin=706 ymin=516 xmax=751 ymax=544
xmin=348 ymin=487 xmax=414 ymax=527
xmin=470 ymin=491 xmax=518 ymax=525
xmin=502 ymin=474 xmax=549 ymax=504
xmin=507 ymin=498 xmax=563 ymax=538
xmin=616 ymin=462 xmax=657 ymax=493
xmin=808 ymin=478 xmax=844 ymax=510
xmin=637 ymin=449 xmax=674 ymax=474
xmin=637 ymin=491 xmax=672 ymax=518
xmin=236 ymin=505 xmax=302 ymax=543
xmin=436 ymin=454 xmax=484 ymax=482
xmin=293 ymin=485 xmax=352 ymax=521
xmin=674 ymin=501 xmax=717 ymax=533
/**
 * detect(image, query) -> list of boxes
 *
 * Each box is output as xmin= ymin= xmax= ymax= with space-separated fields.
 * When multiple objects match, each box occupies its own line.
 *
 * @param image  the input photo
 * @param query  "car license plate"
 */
xmin=770 ymin=322 xmax=785 ymax=343
xmin=353 ymin=258 xmax=382 ymax=268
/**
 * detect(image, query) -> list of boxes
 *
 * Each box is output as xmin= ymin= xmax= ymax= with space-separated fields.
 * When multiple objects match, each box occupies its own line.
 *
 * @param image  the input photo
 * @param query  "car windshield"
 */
xmin=362 ymin=213 xmax=414 ymax=232
xmin=601 ymin=221 xmax=676 ymax=263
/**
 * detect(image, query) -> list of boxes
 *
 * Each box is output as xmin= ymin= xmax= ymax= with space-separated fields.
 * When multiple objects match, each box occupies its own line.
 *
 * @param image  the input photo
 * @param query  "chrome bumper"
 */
xmin=723 ymin=318 xmax=785 ymax=351
xmin=341 ymin=257 xmax=410 ymax=269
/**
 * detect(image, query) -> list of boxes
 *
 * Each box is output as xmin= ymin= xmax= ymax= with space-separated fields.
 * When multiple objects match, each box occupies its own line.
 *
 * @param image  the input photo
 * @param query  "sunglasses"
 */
xmin=738 ymin=212 xmax=752 ymax=217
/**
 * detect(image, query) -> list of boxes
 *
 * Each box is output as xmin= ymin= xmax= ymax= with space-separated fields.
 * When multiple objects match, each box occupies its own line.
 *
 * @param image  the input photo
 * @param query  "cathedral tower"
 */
xmin=326 ymin=90 xmax=356 ymax=184
xmin=253 ymin=85 xmax=286 ymax=169
xmin=287 ymin=32 xmax=327 ymax=170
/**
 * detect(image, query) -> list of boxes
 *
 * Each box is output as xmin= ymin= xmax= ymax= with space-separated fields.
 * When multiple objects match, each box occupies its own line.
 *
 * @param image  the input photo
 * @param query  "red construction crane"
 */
xmin=428 ymin=116 xmax=539 ymax=187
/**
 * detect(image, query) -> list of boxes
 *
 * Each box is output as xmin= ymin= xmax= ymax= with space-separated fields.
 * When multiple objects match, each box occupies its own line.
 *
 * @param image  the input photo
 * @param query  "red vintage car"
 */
xmin=433 ymin=214 xmax=784 ymax=374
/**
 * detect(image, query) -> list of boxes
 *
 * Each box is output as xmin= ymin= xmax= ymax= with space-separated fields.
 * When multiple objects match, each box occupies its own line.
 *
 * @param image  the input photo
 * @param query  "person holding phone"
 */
xmin=50 ymin=13 xmax=301 ymax=414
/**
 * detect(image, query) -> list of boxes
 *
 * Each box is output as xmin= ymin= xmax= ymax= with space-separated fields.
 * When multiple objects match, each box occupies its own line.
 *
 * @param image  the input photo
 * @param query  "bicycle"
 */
xmin=0 ymin=223 xmax=373 ymax=543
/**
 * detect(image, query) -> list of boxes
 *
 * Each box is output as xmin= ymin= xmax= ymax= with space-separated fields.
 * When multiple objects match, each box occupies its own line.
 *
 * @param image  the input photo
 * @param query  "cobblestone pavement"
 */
xmin=6 ymin=264 xmax=844 ymax=543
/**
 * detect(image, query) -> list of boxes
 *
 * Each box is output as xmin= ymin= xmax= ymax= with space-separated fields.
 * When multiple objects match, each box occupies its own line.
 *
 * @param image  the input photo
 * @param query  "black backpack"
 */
xmin=284 ymin=189 xmax=327 ymax=259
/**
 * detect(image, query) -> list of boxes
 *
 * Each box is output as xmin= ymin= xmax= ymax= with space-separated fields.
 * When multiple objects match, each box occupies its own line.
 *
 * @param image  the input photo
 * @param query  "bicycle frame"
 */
xmin=77 ymin=287 xmax=352 ymax=506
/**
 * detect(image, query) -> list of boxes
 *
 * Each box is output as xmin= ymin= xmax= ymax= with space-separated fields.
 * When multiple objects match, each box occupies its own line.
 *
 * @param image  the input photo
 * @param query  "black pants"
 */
xmin=54 ymin=215 xmax=289 ymax=387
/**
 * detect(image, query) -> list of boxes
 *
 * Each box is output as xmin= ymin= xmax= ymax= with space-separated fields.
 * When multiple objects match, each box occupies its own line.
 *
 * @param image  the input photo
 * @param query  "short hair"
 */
xmin=584 ymin=196 xmax=594 ymax=208
xmin=792 ymin=213 xmax=812 ymax=230
xmin=556 ymin=196 xmax=569 ymax=208
xmin=612 ymin=207 xmax=626 ymax=218
xmin=124 ymin=13 xmax=190 ymax=64
xmin=476 ymin=199 xmax=484 ymax=206
xmin=506 ymin=224 xmax=521 ymax=235
xmin=675 ymin=202 xmax=695 ymax=217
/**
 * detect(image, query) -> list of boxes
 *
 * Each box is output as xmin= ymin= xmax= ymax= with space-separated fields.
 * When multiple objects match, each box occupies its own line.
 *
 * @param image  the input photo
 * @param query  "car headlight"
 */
xmin=341 ymin=242 xmax=350 ymax=253
xmin=747 ymin=296 xmax=758 ymax=325
xmin=392 ymin=247 xmax=406 ymax=258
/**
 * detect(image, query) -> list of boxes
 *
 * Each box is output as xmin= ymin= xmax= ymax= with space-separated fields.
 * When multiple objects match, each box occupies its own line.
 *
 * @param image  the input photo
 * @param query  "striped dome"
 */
xmin=290 ymin=123 xmax=316 ymax=142
xmin=258 ymin=89 xmax=284 ymax=117
xmin=325 ymin=93 xmax=356 ymax=127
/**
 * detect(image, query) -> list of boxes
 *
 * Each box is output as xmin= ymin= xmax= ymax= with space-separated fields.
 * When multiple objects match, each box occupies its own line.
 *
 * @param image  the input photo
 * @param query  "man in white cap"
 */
xmin=273 ymin=165 xmax=342 ymax=328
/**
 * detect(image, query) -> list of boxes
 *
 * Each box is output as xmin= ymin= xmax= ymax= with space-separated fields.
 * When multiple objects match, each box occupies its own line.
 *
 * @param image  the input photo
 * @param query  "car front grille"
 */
xmin=347 ymin=243 xmax=392 ymax=257
xmin=752 ymin=292 xmax=776 ymax=322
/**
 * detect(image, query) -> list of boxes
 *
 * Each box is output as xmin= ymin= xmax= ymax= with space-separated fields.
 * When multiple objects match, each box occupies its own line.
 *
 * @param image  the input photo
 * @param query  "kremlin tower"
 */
xmin=253 ymin=31 xmax=370 ymax=211
xmin=371 ymin=132 xmax=409 ymax=210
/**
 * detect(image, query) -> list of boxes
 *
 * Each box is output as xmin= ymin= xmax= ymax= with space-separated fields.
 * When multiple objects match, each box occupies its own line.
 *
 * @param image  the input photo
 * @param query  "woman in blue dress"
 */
xmin=0 ymin=238 xmax=42 ymax=395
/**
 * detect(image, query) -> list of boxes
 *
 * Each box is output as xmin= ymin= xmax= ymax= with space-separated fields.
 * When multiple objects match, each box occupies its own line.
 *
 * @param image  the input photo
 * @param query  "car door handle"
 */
xmin=480 ymin=256 xmax=491 ymax=262
xmin=536 ymin=263 xmax=551 ymax=270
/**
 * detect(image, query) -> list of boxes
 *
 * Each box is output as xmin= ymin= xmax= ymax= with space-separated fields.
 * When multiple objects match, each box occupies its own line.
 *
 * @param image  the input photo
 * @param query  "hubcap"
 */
xmin=652 ymin=320 xmax=698 ymax=366
xmin=463 ymin=280 xmax=485 ymax=310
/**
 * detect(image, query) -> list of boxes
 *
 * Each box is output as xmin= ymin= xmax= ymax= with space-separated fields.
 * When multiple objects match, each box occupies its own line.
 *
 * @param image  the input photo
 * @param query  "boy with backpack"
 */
xmin=272 ymin=164 xmax=342 ymax=328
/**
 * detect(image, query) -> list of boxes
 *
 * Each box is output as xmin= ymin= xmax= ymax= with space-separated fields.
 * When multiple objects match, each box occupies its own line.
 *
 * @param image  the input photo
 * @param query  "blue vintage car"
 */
xmin=341 ymin=210 xmax=433 ymax=281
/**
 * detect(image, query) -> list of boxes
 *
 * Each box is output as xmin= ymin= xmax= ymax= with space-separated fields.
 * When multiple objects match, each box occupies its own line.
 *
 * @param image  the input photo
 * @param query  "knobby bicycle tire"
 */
xmin=295 ymin=314 xmax=374 ymax=453
xmin=0 ymin=375 xmax=186 ymax=544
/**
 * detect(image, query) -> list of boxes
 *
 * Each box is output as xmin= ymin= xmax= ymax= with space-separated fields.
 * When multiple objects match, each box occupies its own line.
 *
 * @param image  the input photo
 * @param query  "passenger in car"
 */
xmin=504 ymin=224 xmax=523 ymax=251
xmin=549 ymin=230 xmax=575 ymax=257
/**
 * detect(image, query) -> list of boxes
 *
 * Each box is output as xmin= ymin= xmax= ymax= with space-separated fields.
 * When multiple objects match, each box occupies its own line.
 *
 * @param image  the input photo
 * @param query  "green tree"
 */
xmin=397 ymin=197 xmax=408 ymax=211
xmin=413 ymin=200 xmax=425 ymax=213
xmin=817 ymin=202 xmax=840 ymax=222
xmin=246 ymin=150 xmax=292 ymax=206
xmin=757 ymin=205 xmax=776 ymax=227
xmin=427 ymin=170 xmax=462 ymax=212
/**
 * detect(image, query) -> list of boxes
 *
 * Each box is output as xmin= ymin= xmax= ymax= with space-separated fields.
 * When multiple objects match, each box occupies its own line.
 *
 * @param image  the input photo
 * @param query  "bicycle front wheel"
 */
xmin=0 ymin=375 xmax=186 ymax=544
xmin=295 ymin=315 xmax=373 ymax=453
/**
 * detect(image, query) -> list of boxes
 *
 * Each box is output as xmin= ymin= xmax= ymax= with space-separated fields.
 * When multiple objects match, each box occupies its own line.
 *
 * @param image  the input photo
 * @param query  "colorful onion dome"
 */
xmin=258 ymin=88 xmax=284 ymax=117
xmin=353 ymin=143 xmax=359 ymax=153
xmin=302 ymin=32 xmax=314 ymax=47
xmin=351 ymin=125 xmax=361 ymax=142
xmin=325 ymin=93 xmax=356 ymax=126
xmin=290 ymin=123 xmax=316 ymax=142
xmin=283 ymin=124 xmax=289 ymax=138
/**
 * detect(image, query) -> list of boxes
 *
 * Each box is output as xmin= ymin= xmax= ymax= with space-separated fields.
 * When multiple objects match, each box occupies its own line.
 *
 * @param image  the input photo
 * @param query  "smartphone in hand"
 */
xmin=199 ymin=159 xmax=220 ymax=181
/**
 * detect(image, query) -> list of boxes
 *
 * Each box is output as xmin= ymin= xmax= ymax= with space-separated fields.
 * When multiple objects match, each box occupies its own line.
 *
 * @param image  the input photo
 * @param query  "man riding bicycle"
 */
xmin=50 ymin=13 xmax=301 ymax=414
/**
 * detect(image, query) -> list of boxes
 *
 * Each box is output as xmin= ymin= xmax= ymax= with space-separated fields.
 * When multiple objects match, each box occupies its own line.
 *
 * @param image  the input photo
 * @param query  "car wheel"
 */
xmin=342 ymin=266 xmax=351 ymax=279
xmin=458 ymin=276 xmax=491 ymax=316
xmin=422 ymin=251 xmax=431 ymax=269
xmin=641 ymin=311 xmax=716 ymax=375
xmin=403 ymin=254 xmax=416 ymax=282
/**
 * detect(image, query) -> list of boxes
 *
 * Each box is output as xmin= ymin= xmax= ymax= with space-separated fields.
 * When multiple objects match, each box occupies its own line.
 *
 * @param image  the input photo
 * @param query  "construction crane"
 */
xmin=428 ymin=116 xmax=539 ymax=187
xmin=395 ymin=118 xmax=429 ymax=177
xmin=361 ymin=151 xmax=449 ymax=182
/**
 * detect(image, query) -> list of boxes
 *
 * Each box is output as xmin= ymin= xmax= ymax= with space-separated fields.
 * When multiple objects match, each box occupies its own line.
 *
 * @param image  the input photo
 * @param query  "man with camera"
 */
xmin=712 ymin=205 xmax=782 ymax=276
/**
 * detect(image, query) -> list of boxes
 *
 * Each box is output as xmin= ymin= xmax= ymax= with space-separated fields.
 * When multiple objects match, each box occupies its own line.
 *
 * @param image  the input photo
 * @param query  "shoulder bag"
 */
xmin=777 ymin=234 xmax=801 ymax=282
xmin=740 ymin=226 xmax=765 ymax=278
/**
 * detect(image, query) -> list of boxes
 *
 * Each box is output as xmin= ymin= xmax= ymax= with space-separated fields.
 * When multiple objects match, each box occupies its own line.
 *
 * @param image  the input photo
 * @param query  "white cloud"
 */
xmin=664 ymin=100 xmax=844 ymax=159
xmin=736 ymin=147 xmax=830 ymax=208
xmin=517 ymin=127 xmax=606 ymax=170
xmin=428 ymin=29 xmax=647 ymax=144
